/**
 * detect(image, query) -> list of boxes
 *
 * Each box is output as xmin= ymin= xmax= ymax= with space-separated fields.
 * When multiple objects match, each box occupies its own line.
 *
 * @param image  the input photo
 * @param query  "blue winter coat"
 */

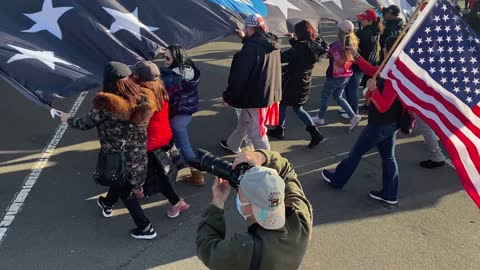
xmin=161 ymin=66 xmax=200 ymax=116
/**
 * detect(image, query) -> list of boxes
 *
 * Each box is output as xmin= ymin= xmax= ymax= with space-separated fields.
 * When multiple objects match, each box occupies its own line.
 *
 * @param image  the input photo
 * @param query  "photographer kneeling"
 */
xmin=196 ymin=150 xmax=312 ymax=270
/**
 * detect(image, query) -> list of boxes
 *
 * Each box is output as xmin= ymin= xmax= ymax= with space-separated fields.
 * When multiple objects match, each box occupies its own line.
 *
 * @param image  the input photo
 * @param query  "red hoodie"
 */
xmin=147 ymin=101 xmax=172 ymax=151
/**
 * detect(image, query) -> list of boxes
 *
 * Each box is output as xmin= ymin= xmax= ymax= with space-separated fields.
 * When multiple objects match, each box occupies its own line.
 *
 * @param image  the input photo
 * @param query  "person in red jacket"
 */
xmin=321 ymin=37 xmax=404 ymax=204
xmin=350 ymin=38 xmax=446 ymax=168
xmin=131 ymin=61 xmax=190 ymax=218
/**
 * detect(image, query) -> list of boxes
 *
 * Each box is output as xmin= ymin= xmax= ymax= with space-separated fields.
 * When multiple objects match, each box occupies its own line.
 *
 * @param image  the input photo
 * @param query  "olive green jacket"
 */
xmin=196 ymin=150 xmax=313 ymax=270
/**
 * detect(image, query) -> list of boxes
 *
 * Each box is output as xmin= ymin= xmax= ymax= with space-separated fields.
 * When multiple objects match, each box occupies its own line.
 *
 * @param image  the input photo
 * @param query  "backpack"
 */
xmin=399 ymin=106 xmax=416 ymax=135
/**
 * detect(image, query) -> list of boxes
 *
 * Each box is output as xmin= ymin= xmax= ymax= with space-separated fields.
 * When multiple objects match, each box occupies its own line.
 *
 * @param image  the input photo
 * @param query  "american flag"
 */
xmin=381 ymin=0 xmax=480 ymax=207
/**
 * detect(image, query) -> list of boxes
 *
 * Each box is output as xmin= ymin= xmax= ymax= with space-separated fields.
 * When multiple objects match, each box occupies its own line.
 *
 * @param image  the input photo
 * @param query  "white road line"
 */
xmin=0 ymin=91 xmax=88 ymax=244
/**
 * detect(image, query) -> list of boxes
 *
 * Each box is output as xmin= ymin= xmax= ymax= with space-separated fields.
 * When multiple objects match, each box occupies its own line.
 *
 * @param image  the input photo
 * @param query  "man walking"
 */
xmin=220 ymin=14 xmax=282 ymax=153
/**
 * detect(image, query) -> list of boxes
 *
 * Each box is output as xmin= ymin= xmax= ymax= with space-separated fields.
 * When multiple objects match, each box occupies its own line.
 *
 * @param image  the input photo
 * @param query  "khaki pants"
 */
xmin=227 ymin=108 xmax=270 ymax=152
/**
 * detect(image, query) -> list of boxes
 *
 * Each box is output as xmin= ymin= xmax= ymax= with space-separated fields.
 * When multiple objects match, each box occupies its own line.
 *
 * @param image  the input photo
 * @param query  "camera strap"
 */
xmin=248 ymin=225 xmax=263 ymax=270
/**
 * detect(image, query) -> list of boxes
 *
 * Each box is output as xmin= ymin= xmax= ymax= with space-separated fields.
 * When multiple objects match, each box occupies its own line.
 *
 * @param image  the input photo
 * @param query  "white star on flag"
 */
xmin=22 ymin=0 xmax=73 ymax=39
xmin=317 ymin=0 xmax=343 ymax=9
xmin=103 ymin=7 xmax=159 ymax=41
xmin=7 ymin=45 xmax=77 ymax=70
xmin=264 ymin=0 xmax=301 ymax=19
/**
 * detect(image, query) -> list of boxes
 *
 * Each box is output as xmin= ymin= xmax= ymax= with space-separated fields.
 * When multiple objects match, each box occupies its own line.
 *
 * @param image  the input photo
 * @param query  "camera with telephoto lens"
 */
xmin=189 ymin=149 xmax=252 ymax=189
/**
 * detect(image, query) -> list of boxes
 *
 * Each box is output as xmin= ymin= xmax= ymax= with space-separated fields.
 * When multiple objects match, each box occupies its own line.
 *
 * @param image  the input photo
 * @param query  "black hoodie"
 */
xmin=380 ymin=18 xmax=404 ymax=51
xmin=354 ymin=23 xmax=381 ymax=71
xmin=223 ymin=31 xmax=282 ymax=108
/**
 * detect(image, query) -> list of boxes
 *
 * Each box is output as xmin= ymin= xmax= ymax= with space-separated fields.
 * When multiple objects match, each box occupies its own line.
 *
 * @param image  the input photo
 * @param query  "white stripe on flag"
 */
xmin=398 ymin=52 xmax=480 ymax=124
xmin=388 ymin=69 xmax=480 ymax=197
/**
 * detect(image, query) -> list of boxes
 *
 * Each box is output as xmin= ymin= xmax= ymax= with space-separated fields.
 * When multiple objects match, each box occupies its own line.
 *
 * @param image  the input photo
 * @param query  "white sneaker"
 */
xmin=340 ymin=113 xmax=350 ymax=119
xmin=311 ymin=116 xmax=325 ymax=125
xmin=338 ymin=108 xmax=346 ymax=113
xmin=349 ymin=115 xmax=361 ymax=131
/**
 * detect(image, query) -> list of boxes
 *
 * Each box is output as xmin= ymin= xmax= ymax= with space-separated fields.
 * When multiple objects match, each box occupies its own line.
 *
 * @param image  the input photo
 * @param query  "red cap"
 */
xmin=357 ymin=9 xmax=378 ymax=21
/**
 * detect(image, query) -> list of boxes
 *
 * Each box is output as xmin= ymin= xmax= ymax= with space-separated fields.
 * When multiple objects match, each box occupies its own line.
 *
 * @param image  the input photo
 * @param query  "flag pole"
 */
xmin=372 ymin=0 xmax=430 ymax=79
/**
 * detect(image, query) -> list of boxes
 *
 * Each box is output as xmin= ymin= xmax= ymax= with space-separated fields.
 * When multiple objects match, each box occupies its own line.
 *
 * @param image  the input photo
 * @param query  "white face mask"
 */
xmin=236 ymin=194 xmax=251 ymax=220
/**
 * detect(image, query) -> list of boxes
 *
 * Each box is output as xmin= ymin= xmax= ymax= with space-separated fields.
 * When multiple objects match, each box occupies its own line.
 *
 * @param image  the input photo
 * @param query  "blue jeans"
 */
xmin=344 ymin=70 xmax=364 ymax=114
xmin=279 ymin=104 xmax=315 ymax=127
xmin=170 ymin=115 xmax=196 ymax=162
xmin=330 ymin=123 xmax=400 ymax=200
xmin=317 ymin=77 xmax=355 ymax=119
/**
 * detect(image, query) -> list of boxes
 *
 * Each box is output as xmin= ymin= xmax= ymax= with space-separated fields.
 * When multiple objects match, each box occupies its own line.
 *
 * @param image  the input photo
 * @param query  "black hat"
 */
xmin=130 ymin=61 xmax=160 ymax=81
xmin=104 ymin=61 xmax=131 ymax=80
xmin=382 ymin=5 xmax=401 ymax=17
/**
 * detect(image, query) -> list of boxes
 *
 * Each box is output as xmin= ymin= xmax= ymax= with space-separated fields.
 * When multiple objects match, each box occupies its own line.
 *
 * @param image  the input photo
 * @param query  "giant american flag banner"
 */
xmin=381 ymin=0 xmax=480 ymax=207
xmin=0 ymin=0 xmax=375 ymax=108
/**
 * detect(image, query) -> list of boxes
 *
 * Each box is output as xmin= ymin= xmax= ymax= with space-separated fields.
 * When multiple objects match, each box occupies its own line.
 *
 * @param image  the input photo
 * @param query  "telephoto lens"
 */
xmin=189 ymin=149 xmax=252 ymax=189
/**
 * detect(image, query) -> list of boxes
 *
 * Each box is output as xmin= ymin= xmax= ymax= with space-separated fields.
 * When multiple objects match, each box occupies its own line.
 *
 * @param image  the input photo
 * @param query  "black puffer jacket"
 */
xmin=280 ymin=38 xmax=325 ymax=106
xmin=465 ymin=6 xmax=480 ymax=34
xmin=223 ymin=31 xmax=282 ymax=108
xmin=380 ymin=18 xmax=404 ymax=51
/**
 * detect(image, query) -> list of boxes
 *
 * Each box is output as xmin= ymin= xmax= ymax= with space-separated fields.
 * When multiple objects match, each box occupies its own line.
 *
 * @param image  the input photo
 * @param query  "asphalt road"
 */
xmin=0 ymin=34 xmax=479 ymax=270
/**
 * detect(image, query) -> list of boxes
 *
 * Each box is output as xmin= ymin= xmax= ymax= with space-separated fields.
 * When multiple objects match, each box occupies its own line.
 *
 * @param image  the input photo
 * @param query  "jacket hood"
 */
xmin=385 ymin=18 xmax=404 ymax=29
xmin=172 ymin=66 xmax=195 ymax=81
xmin=246 ymin=31 xmax=281 ymax=52
xmin=92 ymin=87 xmax=155 ymax=124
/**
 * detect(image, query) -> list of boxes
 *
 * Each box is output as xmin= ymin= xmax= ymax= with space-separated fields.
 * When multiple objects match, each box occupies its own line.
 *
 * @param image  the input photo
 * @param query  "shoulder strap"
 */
xmin=249 ymin=228 xmax=264 ymax=270
xmin=119 ymin=122 xmax=130 ymax=152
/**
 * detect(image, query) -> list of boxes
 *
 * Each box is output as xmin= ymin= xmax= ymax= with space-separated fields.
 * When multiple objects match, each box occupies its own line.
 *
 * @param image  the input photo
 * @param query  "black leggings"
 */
xmin=104 ymin=185 xmax=150 ymax=229
xmin=146 ymin=151 xmax=180 ymax=205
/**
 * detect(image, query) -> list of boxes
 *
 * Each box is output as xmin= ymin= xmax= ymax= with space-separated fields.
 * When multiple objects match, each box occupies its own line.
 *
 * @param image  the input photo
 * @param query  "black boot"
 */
xmin=267 ymin=126 xmax=285 ymax=140
xmin=305 ymin=126 xmax=326 ymax=148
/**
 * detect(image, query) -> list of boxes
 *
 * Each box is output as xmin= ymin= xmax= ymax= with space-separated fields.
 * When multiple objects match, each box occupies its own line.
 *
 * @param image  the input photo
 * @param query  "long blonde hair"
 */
xmin=337 ymin=30 xmax=359 ymax=61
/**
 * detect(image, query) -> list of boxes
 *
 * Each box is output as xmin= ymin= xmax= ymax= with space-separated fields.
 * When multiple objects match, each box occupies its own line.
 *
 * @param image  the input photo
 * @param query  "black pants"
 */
xmin=145 ymin=151 xmax=180 ymax=205
xmin=104 ymin=185 xmax=150 ymax=230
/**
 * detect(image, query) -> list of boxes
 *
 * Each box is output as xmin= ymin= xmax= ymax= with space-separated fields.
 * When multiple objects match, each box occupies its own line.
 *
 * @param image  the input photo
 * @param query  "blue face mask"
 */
xmin=236 ymin=194 xmax=251 ymax=220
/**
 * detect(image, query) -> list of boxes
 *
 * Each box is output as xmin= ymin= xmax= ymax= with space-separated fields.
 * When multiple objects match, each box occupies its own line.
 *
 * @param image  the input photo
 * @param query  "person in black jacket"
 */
xmin=380 ymin=5 xmax=404 ymax=59
xmin=220 ymin=14 xmax=282 ymax=153
xmin=267 ymin=20 xmax=327 ymax=148
xmin=343 ymin=9 xmax=382 ymax=118
xmin=465 ymin=3 xmax=480 ymax=34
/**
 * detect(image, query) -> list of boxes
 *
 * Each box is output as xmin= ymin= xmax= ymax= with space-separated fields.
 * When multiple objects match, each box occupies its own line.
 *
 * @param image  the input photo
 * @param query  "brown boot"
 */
xmin=184 ymin=167 xmax=205 ymax=186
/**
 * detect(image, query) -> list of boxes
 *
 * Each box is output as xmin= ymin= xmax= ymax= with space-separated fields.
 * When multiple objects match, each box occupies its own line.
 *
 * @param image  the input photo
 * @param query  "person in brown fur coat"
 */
xmin=60 ymin=61 xmax=157 ymax=240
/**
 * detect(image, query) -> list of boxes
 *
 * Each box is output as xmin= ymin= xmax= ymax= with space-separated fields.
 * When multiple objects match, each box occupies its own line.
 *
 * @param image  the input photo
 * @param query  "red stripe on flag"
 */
xmin=389 ymin=68 xmax=480 ymax=174
xmin=473 ymin=104 xmax=480 ymax=119
xmin=388 ymin=72 xmax=480 ymax=207
xmin=395 ymin=60 xmax=480 ymax=137
xmin=389 ymin=64 xmax=480 ymax=173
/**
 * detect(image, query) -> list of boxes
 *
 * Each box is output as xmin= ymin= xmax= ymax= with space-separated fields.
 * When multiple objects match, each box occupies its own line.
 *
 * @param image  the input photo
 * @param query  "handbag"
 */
xmin=168 ymin=143 xmax=188 ymax=170
xmin=150 ymin=142 xmax=185 ymax=184
xmin=92 ymin=123 xmax=130 ymax=187
xmin=93 ymin=151 xmax=129 ymax=187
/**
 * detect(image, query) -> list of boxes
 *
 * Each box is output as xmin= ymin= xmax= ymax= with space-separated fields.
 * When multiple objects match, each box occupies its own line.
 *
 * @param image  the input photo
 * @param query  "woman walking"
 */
xmin=162 ymin=44 xmax=204 ymax=185
xmin=130 ymin=60 xmax=190 ymax=218
xmin=311 ymin=20 xmax=362 ymax=131
xmin=267 ymin=20 xmax=327 ymax=148
xmin=321 ymin=38 xmax=403 ymax=204
xmin=342 ymin=9 xmax=382 ymax=119
xmin=61 ymin=62 xmax=157 ymax=239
